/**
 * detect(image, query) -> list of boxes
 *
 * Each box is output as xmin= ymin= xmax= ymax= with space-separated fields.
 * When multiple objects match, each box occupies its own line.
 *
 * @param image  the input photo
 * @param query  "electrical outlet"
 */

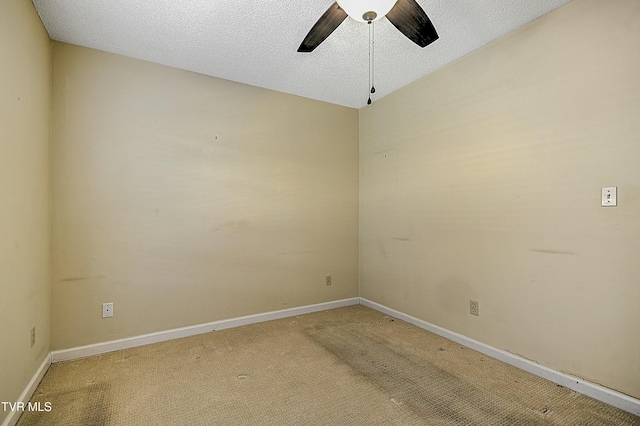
xmin=30 ymin=326 xmax=36 ymax=347
xmin=470 ymin=300 xmax=479 ymax=316
xmin=102 ymin=302 xmax=113 ymax=318
xmin=325 ymin=275 xmax=332 ymax=286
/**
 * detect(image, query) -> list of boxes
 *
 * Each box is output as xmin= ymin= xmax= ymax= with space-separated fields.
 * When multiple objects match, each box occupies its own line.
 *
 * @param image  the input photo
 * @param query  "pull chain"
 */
xmin=371 ymin=19 xmax=375 ymax=95
xmin=367 ymin=20 xmax=375 ymax=105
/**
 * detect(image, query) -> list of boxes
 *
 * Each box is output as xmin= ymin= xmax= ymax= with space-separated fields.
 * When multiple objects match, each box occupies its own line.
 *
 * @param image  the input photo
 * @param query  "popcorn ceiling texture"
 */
xmin=32 ymin=0 xmax=571 ymax=108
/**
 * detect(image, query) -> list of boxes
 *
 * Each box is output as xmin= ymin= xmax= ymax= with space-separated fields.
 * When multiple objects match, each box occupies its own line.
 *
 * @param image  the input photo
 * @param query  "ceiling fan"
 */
xmin=298 ymin=0 xmax=439 ymax=53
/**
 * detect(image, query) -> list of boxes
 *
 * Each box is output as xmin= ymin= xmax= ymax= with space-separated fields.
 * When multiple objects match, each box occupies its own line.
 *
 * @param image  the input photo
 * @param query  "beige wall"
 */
xmin=359 ymin=0 xmax=640 ymax=399
xmin=51 ymin=43 xmax=359 ymax=350
xmin=0 ymin=0 xmax=52 ymax=421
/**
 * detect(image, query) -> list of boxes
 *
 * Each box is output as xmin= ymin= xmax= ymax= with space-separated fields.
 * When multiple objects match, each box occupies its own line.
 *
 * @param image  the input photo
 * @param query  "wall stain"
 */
xmin=278 ymin=250 xmax=316 ymax=256
xmin=530 ymin=249 xmax=577 ymax=255
xmin=59 ymin=275 xmax=106 ymax=282
xmin=215 ymin=220 xmax=252 ymax=232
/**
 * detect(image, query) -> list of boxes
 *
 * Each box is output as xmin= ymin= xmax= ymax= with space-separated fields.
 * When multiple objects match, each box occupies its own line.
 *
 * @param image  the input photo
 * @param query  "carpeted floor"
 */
xmin=18 ymin=305 xmax=640 ymax=425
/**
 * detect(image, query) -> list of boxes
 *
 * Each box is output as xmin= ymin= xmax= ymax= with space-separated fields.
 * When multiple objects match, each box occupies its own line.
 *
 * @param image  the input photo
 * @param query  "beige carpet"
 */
xmin=18 ymin=305 xmax=640 ymax=425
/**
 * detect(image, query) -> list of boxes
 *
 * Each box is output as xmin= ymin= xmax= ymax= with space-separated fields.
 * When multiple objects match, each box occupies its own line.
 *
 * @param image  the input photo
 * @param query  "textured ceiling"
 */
xmin=32 ymin=0 xmax=572 ymax=109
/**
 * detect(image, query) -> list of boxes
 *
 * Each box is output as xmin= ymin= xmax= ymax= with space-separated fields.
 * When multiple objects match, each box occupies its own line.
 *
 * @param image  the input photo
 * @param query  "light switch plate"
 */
xmin=601 ymin=187 xmax=617 ymax=207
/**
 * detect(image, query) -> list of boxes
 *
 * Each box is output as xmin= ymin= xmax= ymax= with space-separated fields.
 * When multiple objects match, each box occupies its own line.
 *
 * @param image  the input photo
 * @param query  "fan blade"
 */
xmin=298 ymin=2 xmax=348 ymax=52
xmin=386 ymin=0 xmax=438 ymax=48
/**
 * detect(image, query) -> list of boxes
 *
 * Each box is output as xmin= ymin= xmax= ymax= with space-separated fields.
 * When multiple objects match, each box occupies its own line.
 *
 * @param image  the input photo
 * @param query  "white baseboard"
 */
xmin=51 ymin=297 xmax=360 ymax=363
xmin=1 ymin=354 xmax=51 ymax=426
xmin=360 ymin=298 xmax=640 ymax=416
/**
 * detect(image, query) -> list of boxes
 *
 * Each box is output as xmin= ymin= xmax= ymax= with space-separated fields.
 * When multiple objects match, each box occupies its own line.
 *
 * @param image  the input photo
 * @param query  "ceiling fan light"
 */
xmin=336 ymin=0 xmax=398 ymax=23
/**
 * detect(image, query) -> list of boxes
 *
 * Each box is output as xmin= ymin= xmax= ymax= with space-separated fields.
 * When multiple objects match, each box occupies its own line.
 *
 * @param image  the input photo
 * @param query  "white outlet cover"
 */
xmin=102 ymin=302 xmax=113 ymax=318
xmin=601 ymin=187 xmax=617 ymax=207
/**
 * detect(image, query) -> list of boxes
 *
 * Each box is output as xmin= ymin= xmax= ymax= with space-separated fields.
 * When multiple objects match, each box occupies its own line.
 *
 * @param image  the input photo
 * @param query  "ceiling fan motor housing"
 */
xmin=336 ymin=0 xmax=398 ymax=22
